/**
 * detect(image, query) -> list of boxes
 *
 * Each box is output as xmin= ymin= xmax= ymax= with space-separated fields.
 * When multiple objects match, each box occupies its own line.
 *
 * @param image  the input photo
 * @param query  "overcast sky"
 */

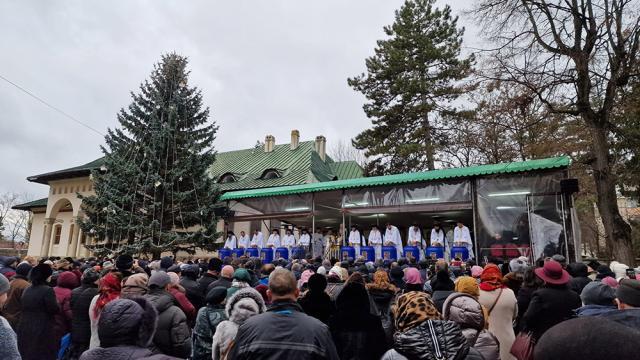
xmin=0 ymin=0 xmax=477 ymax=198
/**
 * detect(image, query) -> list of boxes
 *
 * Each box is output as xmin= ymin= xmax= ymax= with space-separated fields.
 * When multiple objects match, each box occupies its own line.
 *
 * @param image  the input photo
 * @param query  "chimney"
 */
xmin=290 ymin=130 xmax=300 ymax=150
xmin=315 ymin=135 xmax=326 ymax=161
xmin=264 ymin=135 xmax=275 ymax=152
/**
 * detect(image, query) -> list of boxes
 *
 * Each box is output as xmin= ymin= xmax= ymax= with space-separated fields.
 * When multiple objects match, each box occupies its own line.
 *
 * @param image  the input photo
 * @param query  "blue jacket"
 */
xmin=575 ymin=304 xmax=617 ymax=317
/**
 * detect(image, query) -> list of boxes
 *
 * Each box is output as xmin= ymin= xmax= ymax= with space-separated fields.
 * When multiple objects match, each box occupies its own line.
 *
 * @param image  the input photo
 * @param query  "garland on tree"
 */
xmin=79 ymin=53 xmax=221 ymax=258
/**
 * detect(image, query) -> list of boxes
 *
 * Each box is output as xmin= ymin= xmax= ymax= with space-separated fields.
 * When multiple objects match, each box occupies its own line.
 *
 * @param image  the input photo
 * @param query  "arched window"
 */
xmin=218 ymin=173 xmax=237 ymax=184
xmin=260 ymin=169 xmax=281 ymax=180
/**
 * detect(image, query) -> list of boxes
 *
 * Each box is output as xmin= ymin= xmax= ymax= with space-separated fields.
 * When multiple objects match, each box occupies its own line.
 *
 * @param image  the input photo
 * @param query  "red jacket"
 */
xmin=53 ymin=272 xmax=80 ymax=344
xmin=168 ymin=287 xmax=196 ymax=324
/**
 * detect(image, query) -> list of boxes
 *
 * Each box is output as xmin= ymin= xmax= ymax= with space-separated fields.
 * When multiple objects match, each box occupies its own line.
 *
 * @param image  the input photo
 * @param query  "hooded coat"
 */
xmin=442 ymin=293 xmax=500 ymax=360
xmin=298 ymin=274 xmax=336 ymax=325
xmin=18 ymin=283 xmax=60 ymax=359
xmin=79 ymin=298 xmax=181 ymax=360
xmin=144 ymin=288 xmax=192 ymax=358
xmin=53 ymin=271 xmax=80 ymax=345
xmin=211 ymin=287 xmax=266 ymax=360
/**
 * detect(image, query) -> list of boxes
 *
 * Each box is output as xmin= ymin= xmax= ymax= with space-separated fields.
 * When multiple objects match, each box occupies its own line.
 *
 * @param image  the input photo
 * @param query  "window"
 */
xmin=53 ymin=225 xmax=62 ymax=245
xmin=80 ymin=232 xmax=87 ymax=244
xmin=260 ymin=169 xmax=281 ymax=180
xmin=218 ymin=173 xmax=237 ymax=184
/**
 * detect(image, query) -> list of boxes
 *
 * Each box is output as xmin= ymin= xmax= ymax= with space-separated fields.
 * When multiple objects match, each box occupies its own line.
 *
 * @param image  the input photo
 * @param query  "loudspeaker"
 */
xmin=560 ymin=178 xmax=579 ymax=194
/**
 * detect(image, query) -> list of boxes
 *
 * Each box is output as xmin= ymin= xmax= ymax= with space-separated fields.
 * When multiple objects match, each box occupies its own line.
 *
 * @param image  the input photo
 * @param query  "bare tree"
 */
xmin=329 ymin=139 xmax=368 ymax=167
xmin=472 ymin=0 xmax=640 ymax=265
xmin=0 ymin=192 xmax=33 ymax=242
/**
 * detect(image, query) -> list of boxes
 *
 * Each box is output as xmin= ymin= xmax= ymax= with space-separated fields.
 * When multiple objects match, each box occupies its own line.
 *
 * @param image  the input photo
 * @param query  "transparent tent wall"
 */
xmin=474 ymin=170 xmax=573 ymax=262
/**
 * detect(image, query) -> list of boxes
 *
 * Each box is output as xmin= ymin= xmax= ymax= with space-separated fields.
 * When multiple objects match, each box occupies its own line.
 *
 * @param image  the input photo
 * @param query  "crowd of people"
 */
xmin=0 ymin=252 xmax=638 ymax=360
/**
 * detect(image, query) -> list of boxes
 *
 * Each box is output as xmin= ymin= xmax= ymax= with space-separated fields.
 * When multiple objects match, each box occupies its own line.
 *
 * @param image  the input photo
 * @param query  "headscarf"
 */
xmin=480 ymin=264 xmax=505 ymax=291
xmin=394 ymin=291 xmax=442 ymax=332
xmin=404 ymin=267 xmax=422 ymax=285
xmin=345 ymin=272 xmax=365 ymax=286
xmin=455 ymin=276 xmax=480 ymax=298
xmin=94 ymin=272 xmax=122 ymax=317
xmin=329 ymin=266 xmax=343 ymax=281
xmin=298 ymin=269 xmax=314 ymax=289
xmin=366 ymin=269 xmax=397 ymax=292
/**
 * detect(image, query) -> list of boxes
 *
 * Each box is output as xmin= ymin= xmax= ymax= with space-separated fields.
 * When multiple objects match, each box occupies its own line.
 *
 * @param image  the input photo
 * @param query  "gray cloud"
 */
xmin=0 ymin=0 xmax=475 ymax=197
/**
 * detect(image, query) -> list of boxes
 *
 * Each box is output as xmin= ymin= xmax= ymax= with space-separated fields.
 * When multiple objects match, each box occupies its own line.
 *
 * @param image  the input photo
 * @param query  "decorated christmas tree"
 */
xmin=79 ymin=53 xmax=221 ymax=258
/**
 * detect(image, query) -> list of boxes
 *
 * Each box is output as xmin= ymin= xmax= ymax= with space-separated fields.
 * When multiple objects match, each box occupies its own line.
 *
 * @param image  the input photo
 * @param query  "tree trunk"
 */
xmin=590 ymin=121 xmax=635 ymax=265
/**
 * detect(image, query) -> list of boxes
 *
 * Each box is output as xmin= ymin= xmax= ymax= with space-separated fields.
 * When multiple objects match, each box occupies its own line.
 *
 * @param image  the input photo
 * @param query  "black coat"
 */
xmin=197 ymin=273 xmax=218 ymax=295
xmin=569 ymin=276 xmax=592 ymax=296
xmin=70 ymin=284 xmax=99 ymax=346
xmin=298 ymin=290 xmax=336 ymax=324
xmin=328 ymin=306 xmax=388 ymax=359
xmin=206 ymin=276 xmax=233 ymax=292
xmin=381 ymin=320 xmax=471 ymax=360
xmin=432 ymin=290 xmax=454 ymax=313
xmin=144 ymin=289 xmax=192 ymax=358
xmin=521 ymin=286 xmax=581 ymax=340
xmin=180 ymin=276 xmax=205 ymax=310
xmin=17 ymin=284 xmax=60 ymax=360
xmin=368 ymin=287 xmax=396 ymax=345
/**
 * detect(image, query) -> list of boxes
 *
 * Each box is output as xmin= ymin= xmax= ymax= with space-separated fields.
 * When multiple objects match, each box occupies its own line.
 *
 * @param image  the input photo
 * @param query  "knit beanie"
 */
xmin=534 ymin=317 xmax=640 ymax=360
xmin=0 ymin=273 xmax=9 ymax=295
xmin=116 ymin=254 xmax=134 ymax=271
xmin=206 ymin=286 xmax=228 ymax=305
xmin=148 ymin=271 xmax=171 ymax=289
xmin=233 ymin=268 xmax=251 ymax=282
xmin=616 ymin=279 xmax=640 ymax=307
xmin=159 ymin=256 xmax=173 ymax=270
xmin=82 ymin=268 xmax=100 ymax=285
xmin=15 ymin=263 xmax=32 ymax=277
xmin=580 ymin=281 xmax=615 ymax=306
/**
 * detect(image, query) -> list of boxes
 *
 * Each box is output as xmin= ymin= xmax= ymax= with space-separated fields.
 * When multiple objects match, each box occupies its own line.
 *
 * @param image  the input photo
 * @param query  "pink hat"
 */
xmin=601 ymin=276 xmax=619 ymax=288
xmin=404 ymin=267 xmax=422 ymax=285
xmin=298 ymin=269 xmax=315 ymax=289
xmin=535 ymin=260 xmax=570 ymax=285
xmin=471 ymin=266 xmax=483 ymax=278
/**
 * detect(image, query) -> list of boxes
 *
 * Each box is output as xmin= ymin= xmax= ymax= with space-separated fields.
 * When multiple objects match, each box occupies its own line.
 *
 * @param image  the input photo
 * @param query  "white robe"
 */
xmin=407 ymin=226 xmax=426 ymax=260
xmin=312 ymin=233 xmax=324 ymax=258
xmin=384 ymin=225 xmax=403 ymax=258
xmin=430 ymin=229 xmax=445 ymax=246
xmin=237 ymin=235 xmax=250 ymax=249
xmin=266 ymin=234 xmax=280 ymax=248
xmin=251 ymin=232 xmax=264 ymax=249
xmin=368 ymin=229 xmax=383 ymax=260
xmin=348 ymin=230 xmax=362 ymax=255
xmin=282 ymin=234 xmax=296 ymax=249
xmin=298 ymin=234 xmax=311 ymax=247
xmin=223 ymin=235 xmax=237 ymax=249
xmin=453 ymin=225 xmax=474 ymax=259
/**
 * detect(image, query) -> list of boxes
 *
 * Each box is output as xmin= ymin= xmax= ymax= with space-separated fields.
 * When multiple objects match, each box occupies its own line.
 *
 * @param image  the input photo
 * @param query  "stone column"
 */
xmin=74 ymin=229 xmax=83 ymax=258
xmin=67 ymin=218 xmax=80 ymax=257
xmin=40 ymin=218 xmax=55 ymax=258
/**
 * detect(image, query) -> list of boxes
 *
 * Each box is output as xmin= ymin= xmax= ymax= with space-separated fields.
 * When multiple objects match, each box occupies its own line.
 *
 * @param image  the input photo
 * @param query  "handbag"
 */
xmin=510 ymin=331 xmax=536 ymax=360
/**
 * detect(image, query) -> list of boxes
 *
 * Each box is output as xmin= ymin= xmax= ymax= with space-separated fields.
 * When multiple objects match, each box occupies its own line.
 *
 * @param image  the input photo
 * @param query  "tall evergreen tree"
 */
xmin=79 ymin=53 xmax=220 ymax=258
xmin=349 ymin=0 xmax=473 ymax=175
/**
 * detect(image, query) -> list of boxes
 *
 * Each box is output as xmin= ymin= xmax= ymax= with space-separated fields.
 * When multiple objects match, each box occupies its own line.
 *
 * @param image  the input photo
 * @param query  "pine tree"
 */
xmin=349 ymin=0 xmax=473 ymax=175
xmin=79 ymin=53 xmax=221 ymax=258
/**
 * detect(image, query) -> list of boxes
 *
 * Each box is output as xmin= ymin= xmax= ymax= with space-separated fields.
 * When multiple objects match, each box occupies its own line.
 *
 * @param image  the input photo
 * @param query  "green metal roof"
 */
xmin=220 ymin=156 xmax=570 ymax=201
xmin=330 ymin=161 xmax=364 ymax=180
xmin=209 ymin=141 xmax=343 ymax=191
xmin=12 ymin=197 xmax=48 ymax=210
xmin=27 ymin=158 xmax=106 ymax=184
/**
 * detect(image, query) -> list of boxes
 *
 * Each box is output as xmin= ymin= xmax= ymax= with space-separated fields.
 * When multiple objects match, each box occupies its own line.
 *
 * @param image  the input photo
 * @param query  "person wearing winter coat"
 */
xmin=68 ymin=268 xmax=100 ymax=360
xmin=381 ymin=291 xmax=484 ymax=360
xmin=120 ymin=272 xmax=149 ymax=299
xmin=521 ymin=260 xmax=581 ymax=341
xmin=212 ymin=287 xmax=267 ymax=359
xmin=329 ymin=282 xmax=388 ymax=359
xmin=191 ymin=287 xmax=227 ymax=360
xmin=180 ymin=264 xmax=205 ymax=310
xmin=575 ymin=281 xmax=617 ymax=317
xmin=478 ymin=264 xmax=518 ymax=360
xmin=0 ymin=273 xmax=21 ymax=360
xmin=53 ymin=271 xmax=80 ymax=348
xmin=198 ymin=258 xmax=223 ymax=295
xmin=443 ymin=292 xmax=500 ymax=360
xmin=79 ymin=297 xmax=181 ymax=360
xmin=17 ymin=263 xmax=60 ymax=360
xmin=298 ymin=273 xmax=336 ymax=324
xmin=598 ymin=278 xmax=640 ymax=330
xmin=88 ymin=271 xmax=122 ymax=349
xmin=567 ymin=262 xmax=592 ymax=295
xmin=366 ymin=269 xmax=397 ymax=345
xmin=2 ymin=262 xmax=31 ymax=329
xmin=167 ymin=271 xmax=197 ymax=325
xmin=226 ymin=268 xmax=252 ymax=299
xmin=431 ymin=269 xmax=455 ymax=312
xmin=144 ymin=271 xmax=192 ymax=359
xmin=206 ymin=265 xmax=234 ymax=292
xmin=0 ymin=256 xmax=19 ymax=279
xmin=229 ymin=269 xmax=338 ymax=359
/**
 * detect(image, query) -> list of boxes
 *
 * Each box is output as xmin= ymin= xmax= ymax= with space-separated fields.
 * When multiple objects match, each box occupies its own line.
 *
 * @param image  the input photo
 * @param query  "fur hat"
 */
xmin=225 ymin=287 xmax=266 ymax=324
xmin=534 ymin=317 xmax=640 ymax=360
xmin=115 ymin=254 xmax=134 ymax=271
xmin=98 ymin=298 xmax=158 ymax=347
